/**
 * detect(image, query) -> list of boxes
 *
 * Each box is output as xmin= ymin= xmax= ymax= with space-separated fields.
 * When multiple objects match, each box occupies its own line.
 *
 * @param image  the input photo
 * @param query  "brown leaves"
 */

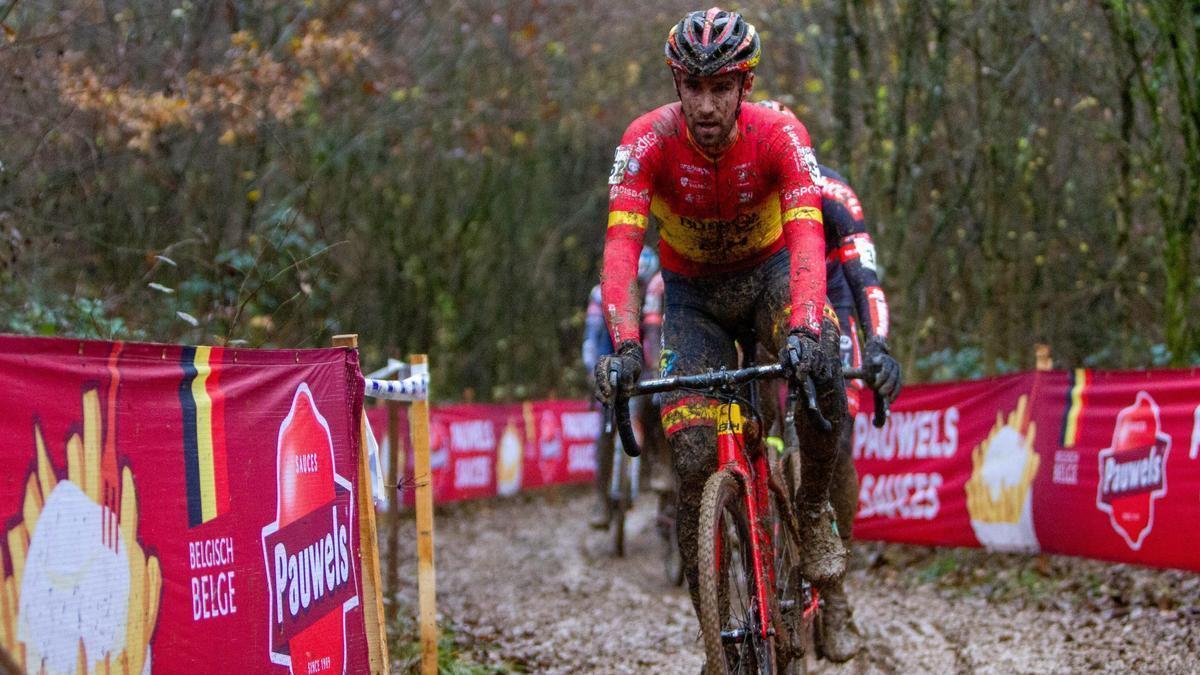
xmin=54 ymin=21 xmax=373 ymax=152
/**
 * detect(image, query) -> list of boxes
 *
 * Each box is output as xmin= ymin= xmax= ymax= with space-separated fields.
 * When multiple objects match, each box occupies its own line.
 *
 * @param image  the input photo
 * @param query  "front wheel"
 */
xmin=698 ymin=470 xmax=776 ymax=675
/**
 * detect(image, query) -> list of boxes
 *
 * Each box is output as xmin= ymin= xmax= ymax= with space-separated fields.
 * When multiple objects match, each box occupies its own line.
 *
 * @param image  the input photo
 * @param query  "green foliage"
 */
xmin=3 ymin=295 xmax=141 ymax=341
xmin=915 ymin=347 xmax=1017 ymax=382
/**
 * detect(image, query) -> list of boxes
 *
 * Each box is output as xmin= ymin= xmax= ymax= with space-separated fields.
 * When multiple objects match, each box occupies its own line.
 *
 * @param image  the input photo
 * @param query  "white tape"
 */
xmin=363 ymin=372 xmax=429 ymax=401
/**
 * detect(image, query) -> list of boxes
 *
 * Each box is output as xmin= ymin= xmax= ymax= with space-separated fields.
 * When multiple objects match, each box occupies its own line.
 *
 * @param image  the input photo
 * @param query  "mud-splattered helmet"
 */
xmin=665 ymin=8 xmax=761 ymax=77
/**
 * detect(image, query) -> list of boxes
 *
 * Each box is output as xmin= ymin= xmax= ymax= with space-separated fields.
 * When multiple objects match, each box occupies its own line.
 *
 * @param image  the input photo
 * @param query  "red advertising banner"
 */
xmin=852 ymin=368 xmax=1200 ymax=572
xmin=0 ymin=336 xmax=372 ymax=674
xmin=371 ymin=367 xmax=1200 ymax=573
xmin=366 ymin=400 xmax=598 ymax=507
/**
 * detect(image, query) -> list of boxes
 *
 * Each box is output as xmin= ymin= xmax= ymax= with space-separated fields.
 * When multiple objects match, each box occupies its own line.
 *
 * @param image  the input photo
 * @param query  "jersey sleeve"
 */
xmin=601 ymin=119 xmax=659 ymax=346
xmin=824 ymin=180 xmax=890 ymax=339
xmin=771 ymin=121 xmax=826 ymax=337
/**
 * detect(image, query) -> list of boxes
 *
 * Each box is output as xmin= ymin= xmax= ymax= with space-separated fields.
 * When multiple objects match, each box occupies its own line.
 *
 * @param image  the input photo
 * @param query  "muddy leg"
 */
xmin=829 ymin=423 xmax=858 ymax=543
xmin=665 ymin=423 xmax=719 ymax=612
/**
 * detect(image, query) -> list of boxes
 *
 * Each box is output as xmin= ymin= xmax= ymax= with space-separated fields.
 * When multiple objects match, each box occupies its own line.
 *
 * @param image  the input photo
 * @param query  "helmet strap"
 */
xmin=735 ymin=72 xmax=753 ymax=118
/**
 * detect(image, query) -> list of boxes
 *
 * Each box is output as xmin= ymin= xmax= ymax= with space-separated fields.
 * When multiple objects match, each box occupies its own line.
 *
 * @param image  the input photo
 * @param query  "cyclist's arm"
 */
xmin=773 ymin=122 xmax=826 ymax=338
xmin=601 ymin=123 xmax=658 ymax=347
xmin=825 ymin=181 xmax=890 ymax=340
xmin=640 ymin=272 xmax=664 ymax=375
xmin=582 ymin=285 xmax=609 ymax=373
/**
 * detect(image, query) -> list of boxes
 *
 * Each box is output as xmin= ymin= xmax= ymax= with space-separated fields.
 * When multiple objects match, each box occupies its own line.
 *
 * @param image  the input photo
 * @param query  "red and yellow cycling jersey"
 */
xmin=601 ymin=102 xmax=826 ymax=344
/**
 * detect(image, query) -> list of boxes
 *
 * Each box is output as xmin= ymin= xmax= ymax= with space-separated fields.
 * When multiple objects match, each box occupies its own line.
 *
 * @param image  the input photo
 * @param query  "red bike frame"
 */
xmin=715 ymin=401 xmax=777 ymax=642
xmin=715 ymin=401 xmax=821 ymax=648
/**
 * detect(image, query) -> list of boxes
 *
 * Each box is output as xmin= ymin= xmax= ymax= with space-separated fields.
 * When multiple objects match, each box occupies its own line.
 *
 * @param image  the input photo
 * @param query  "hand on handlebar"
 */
xmin=864 ymin=336 xmax=902 ymax=403
xmin=779 ymin=329 xmax=825 ymax=384
xmin=593 ymin=340 xmax=643 ymax=405
xmin=781 ymin=329 xmax=837 ymax=433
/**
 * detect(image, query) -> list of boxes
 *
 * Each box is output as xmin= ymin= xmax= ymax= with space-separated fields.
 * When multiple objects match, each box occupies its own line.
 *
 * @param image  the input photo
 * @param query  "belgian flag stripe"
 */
xmin=1061 ymin=368 xmax=1089 ymax=448
xmin=192 ymin=346 xmax=218 ymax=522
xmin=181 ymin=346 xmax=231 ymax=527
xmin=207 ymin=347 xmax=231 ymax=516
xmin=180 ymin=346 xmax=203 ymax=527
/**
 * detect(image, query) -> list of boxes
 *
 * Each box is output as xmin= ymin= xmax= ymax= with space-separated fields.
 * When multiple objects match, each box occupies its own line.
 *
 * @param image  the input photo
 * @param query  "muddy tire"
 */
xmin=698 ymin=470 xmax=776 ymax=675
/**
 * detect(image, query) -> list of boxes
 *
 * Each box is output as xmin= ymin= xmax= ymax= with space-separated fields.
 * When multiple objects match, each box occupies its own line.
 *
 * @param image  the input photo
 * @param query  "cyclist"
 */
xmin=593 ymin=7 xmax=850 ymax=637
xmin=583 ymin=246 xmax=664 ymax=528
xmin=758 ymin=99 xmax=903 ymax=662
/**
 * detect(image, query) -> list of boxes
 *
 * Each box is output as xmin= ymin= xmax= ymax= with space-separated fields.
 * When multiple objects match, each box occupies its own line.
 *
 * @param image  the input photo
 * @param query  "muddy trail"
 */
xmin=388 ymin=487 xmax=1200 ymax=674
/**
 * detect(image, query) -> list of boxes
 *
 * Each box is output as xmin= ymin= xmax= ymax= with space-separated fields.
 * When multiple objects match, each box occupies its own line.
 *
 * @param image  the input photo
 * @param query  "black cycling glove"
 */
xmin=594 ymin=340 xmax=643 ymax=405
xmin=779 ymin=329 xmax=826 ymax=383
xmin=864 ymin=336 xmax=902 ymax=402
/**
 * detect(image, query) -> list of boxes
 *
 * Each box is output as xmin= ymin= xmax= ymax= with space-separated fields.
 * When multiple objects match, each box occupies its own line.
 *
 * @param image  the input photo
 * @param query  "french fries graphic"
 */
xmin=1 ymin=387 xmax=160 ymax=675
xmin=965 ymin=394 xmax=1041 ymax=525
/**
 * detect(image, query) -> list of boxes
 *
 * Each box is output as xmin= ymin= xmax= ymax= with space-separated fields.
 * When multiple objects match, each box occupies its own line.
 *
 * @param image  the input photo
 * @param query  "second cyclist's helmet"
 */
xmin=756 ymin=99 xmax=798 ymax=119
xmin=665 ymin=8 xmax=761 ymax=77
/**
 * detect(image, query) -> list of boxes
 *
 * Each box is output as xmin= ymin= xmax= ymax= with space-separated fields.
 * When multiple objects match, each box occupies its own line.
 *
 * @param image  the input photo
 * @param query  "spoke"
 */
xmin=720 ymin=500 xmax=766 ymax=675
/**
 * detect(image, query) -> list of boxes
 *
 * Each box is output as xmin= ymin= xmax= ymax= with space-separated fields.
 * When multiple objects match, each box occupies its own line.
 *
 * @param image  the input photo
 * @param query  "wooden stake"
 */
xmin=333 ymin=334 xmax=390 ymax=675
xmin=385 ymin=397 xmax=402 ymax=624
xmin=1035 ymin=343 xmax=1053 ymax=371
xmin=409 ymin=354 xmax=439 ymax=675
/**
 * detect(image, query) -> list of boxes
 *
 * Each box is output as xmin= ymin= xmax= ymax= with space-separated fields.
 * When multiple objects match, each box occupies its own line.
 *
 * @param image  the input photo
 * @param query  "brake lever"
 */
xmin=872 ymin=389 xmax=889 ymax=428
xmin=864 ymin=360 xmax=891 ymax=428
xmin=609 ymin=366 xmax=641 ymax=457
xmin=801 ymin=377 xmax=832 ymax=433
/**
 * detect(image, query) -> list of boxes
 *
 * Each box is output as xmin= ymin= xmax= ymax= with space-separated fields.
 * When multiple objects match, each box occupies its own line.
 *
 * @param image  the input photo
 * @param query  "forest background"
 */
xmin=1 ymin=0 xmax=1197 ymax=400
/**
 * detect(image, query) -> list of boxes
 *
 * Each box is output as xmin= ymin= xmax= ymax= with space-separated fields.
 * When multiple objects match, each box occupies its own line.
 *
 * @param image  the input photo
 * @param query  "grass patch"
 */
xmin=387 ymin=607 xmax=524 ymax=674
xmin=916 ymin=551 xmax=961 ymax=584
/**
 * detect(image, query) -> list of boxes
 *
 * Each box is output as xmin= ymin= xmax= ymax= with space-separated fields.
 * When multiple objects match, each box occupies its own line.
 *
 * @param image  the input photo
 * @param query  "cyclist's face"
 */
xmin=675 ymin=71 xmax=748 ymax=151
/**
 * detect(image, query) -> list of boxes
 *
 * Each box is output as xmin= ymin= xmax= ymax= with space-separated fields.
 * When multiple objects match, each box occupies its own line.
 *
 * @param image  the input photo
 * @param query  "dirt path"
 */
xmin=389 ymin=488 xmax=1200 ymax=674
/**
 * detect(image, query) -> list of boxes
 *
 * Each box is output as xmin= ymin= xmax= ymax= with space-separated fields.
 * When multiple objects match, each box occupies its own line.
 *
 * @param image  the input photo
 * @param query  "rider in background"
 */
xmin=594 ymin=8 xmax=849 ymax=643
xmin=583 ymin=246 xmax=663 ymax=528
xmin=758 ymin=100 xmax=904 ymax=663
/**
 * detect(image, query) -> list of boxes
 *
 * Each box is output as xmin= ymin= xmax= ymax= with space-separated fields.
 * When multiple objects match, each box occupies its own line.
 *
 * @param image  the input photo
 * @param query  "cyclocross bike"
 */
xmin=606 ymin=346 xmax=886 ymax=674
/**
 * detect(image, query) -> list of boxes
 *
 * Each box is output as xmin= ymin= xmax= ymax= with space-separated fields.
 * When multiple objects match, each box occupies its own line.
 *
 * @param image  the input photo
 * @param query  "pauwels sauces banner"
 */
xmin=1028 ymin=369 xmax=1200 ymax=571
xmin=851 ymin=374 xmax=1030 ymax=548
xmin=261 ymin=384 xmax=359 ymax=674
xmin=0 ymin=335 xmax=370 ymax=674
xmin=853 ymin=368 xmax=1200 ymax=572
xmin=367 ymin=400 xmax=598 ymax=507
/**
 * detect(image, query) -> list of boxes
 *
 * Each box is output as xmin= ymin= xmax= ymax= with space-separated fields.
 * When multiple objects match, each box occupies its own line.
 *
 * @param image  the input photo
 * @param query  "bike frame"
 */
xmin=607 ymin=362 xmax=884 ymax=660
xmin=714 ymin=400 xmax=777 ymax=645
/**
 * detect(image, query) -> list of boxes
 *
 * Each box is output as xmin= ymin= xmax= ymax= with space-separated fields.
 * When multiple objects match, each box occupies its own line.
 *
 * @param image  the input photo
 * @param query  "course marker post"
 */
xmin=385 ymin=397 xmax=402 ymax=624
xmin=333 ymin=334 xmax=390 ymax=674
xmin=409 ymin=354 xmax=439 ymax=675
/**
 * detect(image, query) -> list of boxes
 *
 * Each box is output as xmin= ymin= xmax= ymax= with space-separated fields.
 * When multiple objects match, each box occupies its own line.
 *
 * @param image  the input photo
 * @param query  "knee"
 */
xmin=667 ymin=426 xmax=715 ymax=490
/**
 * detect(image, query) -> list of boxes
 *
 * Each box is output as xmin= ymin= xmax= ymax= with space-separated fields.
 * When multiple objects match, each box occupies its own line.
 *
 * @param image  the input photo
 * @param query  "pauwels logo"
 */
xmin=1096 ymin=391 xmax=1170 ymax=551
xmin=262 ymin=384 xmax=359 ymax=673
